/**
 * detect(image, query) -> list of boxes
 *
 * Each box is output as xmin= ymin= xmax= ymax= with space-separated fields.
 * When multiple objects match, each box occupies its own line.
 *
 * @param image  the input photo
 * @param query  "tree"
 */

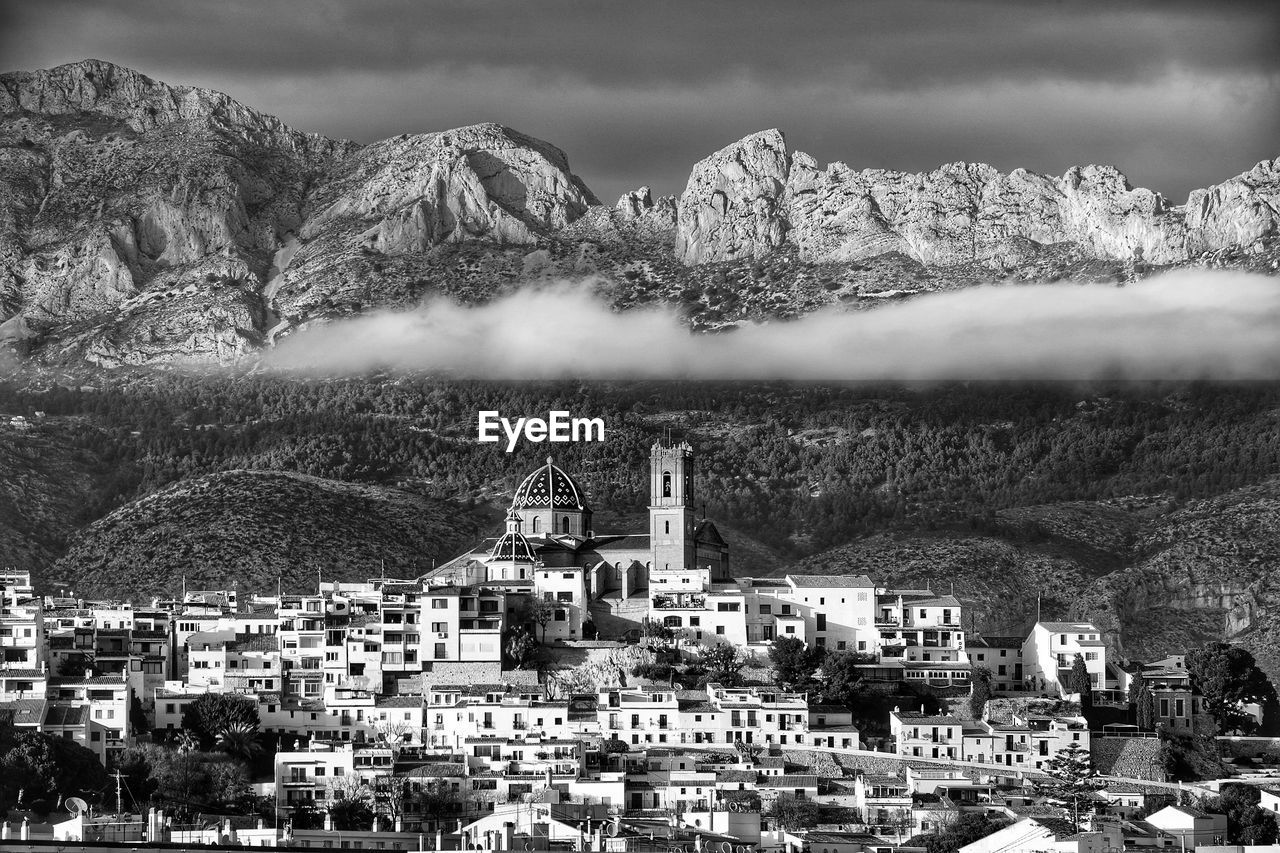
xmin=819 ymin=652 xmax=870 ymax=708
xmin=217 ymin=720 xmax=263 ymax=762
xmin=1206 ymin=784 xmax=1279 ymax=844
xmin=506 ymin=630 xmax=539 ymax=669
xmin=1130 ymin=671 xmax=1157 ymax=731
xmin=700 ymin=643 xmax=745 ymax=687
xmin=766 ymin=794 xmax=822 ymax=830
xmin=0 ymin=732 xmax=109 ymax=815
xmin=969 ymin=667 xmax=993 ymax=719
xmin=600 ymin=737 xmax=631 ymax=756
xmin=1187 ymin=642 xmax=1280 ymax=735
xmin=734 ymin=739 xmax=764 ymax=764
xmin=327 ymin=775 xmax=376 ymax=830
xmin=768 ymin=637 xmax=825 ymax=689
xmin=1033 ymin=742 xmax=1106 ymax=829
xmin=907 ymin=813 xmax=1010 ymax=853
xmin=1068 ymin=654 xmax=1092 ymax=709
xmin=639 ymin=617 xmax=675 ymax=643
xmin=182 ymin=693 xmax=260 ymax=749
xmin=525 ymin=597 xmax=555 ymax=644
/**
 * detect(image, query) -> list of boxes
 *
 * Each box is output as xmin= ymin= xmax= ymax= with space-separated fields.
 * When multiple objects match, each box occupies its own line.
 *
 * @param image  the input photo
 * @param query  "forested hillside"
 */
xmin=3 ymin=371 xmax=1280 ymax=671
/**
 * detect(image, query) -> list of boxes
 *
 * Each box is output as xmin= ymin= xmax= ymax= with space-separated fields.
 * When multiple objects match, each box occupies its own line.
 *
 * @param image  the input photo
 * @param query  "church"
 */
xmin=430 ymin=440 xmax=731 ymax=640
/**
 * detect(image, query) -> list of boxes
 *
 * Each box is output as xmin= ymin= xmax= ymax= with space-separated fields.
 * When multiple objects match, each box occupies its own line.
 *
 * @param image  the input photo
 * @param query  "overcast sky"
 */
xmin=2 ymin=0 xmax=1277 ymax=204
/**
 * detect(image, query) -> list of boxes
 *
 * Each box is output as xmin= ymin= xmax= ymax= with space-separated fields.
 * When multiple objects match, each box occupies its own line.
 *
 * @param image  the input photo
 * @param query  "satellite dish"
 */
xmin=66 ymin=797 xmax=89 ymax=817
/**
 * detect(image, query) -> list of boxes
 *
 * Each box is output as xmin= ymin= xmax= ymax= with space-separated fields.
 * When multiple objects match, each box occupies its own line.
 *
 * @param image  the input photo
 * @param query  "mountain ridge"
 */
xmin=1 ymin=59 xmax=1276 ymax=367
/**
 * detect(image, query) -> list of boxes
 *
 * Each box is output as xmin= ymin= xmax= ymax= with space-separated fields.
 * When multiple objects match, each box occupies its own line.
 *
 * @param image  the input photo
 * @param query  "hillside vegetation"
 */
xmin=3 ymin=373 xmax=1280 ymax=673
xmin=51 ymin=470 xmax=496 ymax=600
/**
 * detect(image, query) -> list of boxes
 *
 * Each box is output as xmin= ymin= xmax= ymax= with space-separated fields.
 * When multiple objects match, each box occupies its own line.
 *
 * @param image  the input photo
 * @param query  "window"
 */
xmin=431 ymin=599 xmax=447 ymax=609
xmin=664 ymin=521 xmax=670 ymax=534
xmin=662 ymin=471 xmax=672 ymax=497
xmin=759 ymin=604 xmax=772 ymax=615
xmin=716 ymin=603 xmax=740 ymax=612
xmin=715 ymin=626 xmax=725 ymax=635
xmin=557 ymin=592 xmax=573 ymax=602
xmin=532 ymin=518 xmax=540 ymax=534
xmin=561 ymin=516 xmax=570 ymax=534
xmin=816 ymin=614 xmax=826 ymax=631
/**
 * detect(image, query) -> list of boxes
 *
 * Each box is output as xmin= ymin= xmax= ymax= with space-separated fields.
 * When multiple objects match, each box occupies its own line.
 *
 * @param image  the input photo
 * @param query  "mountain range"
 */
xmin=1 ymin=59 xmax=1277 ymax=367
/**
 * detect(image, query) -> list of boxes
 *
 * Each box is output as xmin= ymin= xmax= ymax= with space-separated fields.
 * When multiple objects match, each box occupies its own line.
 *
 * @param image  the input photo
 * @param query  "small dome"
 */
xmin=489 ymin=530 xmax=537 ymax=563
xmin=512 ymin=458 xmax=589 ymax=511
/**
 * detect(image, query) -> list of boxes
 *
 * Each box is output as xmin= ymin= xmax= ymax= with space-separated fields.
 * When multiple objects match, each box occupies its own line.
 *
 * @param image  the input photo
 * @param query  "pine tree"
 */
xmin=1069 ymin=654 xmax=1093 ymax=710
xmin=969 ymin=667 xmax=993 ymax=719
xmin=1034 ymin=742 xmax=1106 ymax=829
xmin=1130 ymin=672 xmax=1157 ymax=731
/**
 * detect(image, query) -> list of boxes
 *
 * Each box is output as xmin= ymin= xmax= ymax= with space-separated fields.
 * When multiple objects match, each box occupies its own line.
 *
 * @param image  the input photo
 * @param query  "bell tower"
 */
xmin=650 ymin=440 xmax=695 ymax=575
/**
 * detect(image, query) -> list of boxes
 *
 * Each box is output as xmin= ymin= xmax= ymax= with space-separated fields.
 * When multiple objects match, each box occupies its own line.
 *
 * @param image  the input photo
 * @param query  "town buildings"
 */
xmin=0 ymin=443 xmax=1232 ymax=850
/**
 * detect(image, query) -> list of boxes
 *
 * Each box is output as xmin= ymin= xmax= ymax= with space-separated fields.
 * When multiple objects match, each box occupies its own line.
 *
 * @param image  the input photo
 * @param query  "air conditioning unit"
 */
xmin=437 ymin=632 xmax=448 ymax=639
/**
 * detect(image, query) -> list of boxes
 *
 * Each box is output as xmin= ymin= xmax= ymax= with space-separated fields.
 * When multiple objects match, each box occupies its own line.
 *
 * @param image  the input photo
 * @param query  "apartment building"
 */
xmin=890 ymin=712 xmax=964 ymax=760
xmin=1022 ymin=621 xmax=1110 ymax=697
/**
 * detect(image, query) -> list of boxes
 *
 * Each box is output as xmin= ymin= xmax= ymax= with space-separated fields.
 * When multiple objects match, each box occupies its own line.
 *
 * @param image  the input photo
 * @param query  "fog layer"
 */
xmin=266 ymin=270 xmax=1280 ymax=381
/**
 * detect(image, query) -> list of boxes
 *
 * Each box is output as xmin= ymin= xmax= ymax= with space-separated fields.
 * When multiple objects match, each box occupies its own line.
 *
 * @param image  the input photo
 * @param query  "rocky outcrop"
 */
xmin=1 ymin=60 xmax=1276 ymax=367
xmin=675 ymin=129 xmax=1278 ymax=267
xmin=300 ymin=123 xmax=597 ymax=253
xmin=675 ymin=129 xmax=791 ymax=265
xmin=0 ymin=62 xmax=600 ymax=365
xmin=0 ymin=58 xmax=344 ymax=157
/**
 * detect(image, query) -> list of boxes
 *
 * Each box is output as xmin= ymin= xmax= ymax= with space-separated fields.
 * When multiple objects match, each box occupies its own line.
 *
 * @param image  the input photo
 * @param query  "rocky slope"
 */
xmin=1 ymin=60 xmax=1276 ymax=367
xmin=788 ymin=482 xmax=1280 ymax=680
xmin=676 ymin=128 xmax=1280 ymax=268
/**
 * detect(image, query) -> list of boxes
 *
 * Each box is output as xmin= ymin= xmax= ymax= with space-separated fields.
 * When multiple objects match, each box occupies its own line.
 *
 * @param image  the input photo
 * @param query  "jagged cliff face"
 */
xmin=0 ymin=61 xmax=1276 ymax=367
xmin=675 ymin=128 xmax=1280 ymax=267
xmin=0 ymin=61 xmax=601 ymax=365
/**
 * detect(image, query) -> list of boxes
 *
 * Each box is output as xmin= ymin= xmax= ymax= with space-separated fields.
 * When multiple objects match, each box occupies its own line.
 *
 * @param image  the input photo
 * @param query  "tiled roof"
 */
xmin=591 ymin=535 xmax=651 ymax=551
xmin=44 ymin=704 xmax=88 ymax=726
xmin=758 ymin=774 xmax=821 ymax=787
xmin=228 ymin=634 xmax=279 ymax=653
xmin=969 ymin=635 xmax=1025 ymax=648
xmin=786 ymin=574 xmax=874 ymax=588
xmin=48 ymin=675 xmax=126 ymax=686
xmin=1037 ymin=621 xmax=1100 ymax=632
xmin=0 ymin=698 xmax=46 ymax=725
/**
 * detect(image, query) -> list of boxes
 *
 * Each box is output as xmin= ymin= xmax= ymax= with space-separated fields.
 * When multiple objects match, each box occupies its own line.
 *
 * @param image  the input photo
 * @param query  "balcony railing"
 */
xmin=651 ymin=594 xmax=706 ymax=610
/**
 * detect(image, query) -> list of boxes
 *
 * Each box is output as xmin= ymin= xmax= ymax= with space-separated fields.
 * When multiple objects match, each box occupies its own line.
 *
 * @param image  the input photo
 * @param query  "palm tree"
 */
xmin=175 ymin=729 xmax=200 ymax=754
xmin=216 ymin=721 xmax=263 ymax=762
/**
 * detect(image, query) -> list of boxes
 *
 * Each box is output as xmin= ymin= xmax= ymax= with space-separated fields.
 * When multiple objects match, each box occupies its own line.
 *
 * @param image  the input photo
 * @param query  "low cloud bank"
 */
xmin=266 ymin=270 xmax=1280 ymax=380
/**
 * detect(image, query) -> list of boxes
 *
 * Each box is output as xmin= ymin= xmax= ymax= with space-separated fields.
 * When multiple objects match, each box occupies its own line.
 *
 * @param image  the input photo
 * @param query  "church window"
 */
xmin=561 ymin=516 xmax=570 ymax=534
xmin=664 ymin=521 xmax=670 ymax=534
xmin=532 ymin=518 xmax=540 ymax=534
xmin=662 ymin=471 xmax=672 ymax=497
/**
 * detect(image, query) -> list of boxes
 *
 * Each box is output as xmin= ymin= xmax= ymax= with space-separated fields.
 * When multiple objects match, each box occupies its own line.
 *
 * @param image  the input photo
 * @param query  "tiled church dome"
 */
xmin=512 ymin=458 xmax=589 ymax=510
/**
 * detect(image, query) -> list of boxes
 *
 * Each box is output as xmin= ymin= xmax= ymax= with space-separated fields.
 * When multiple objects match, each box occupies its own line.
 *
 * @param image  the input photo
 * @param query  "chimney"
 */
xmin=437 ymin=829 xmax=444 ymax=851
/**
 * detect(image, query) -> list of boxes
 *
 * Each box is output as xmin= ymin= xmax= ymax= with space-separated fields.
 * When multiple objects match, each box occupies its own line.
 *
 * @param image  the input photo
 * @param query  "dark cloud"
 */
xmin=2 ymin=0 xmax=1277 ymax=202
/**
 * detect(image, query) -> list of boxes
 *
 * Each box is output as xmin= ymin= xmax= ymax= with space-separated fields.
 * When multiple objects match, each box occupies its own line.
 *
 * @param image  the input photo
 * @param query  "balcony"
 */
xmin=651 ymin=594 xmax=706 ymax=610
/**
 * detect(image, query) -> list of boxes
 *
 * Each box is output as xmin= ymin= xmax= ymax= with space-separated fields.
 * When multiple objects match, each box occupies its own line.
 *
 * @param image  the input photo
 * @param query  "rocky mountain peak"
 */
xmin=675 ymin=128 xmax=792 ymax=265
xmin=674 ymin=128 xmax=1278 ymax=268
xmin=0 ymin=59 xmax=347 ymax=158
